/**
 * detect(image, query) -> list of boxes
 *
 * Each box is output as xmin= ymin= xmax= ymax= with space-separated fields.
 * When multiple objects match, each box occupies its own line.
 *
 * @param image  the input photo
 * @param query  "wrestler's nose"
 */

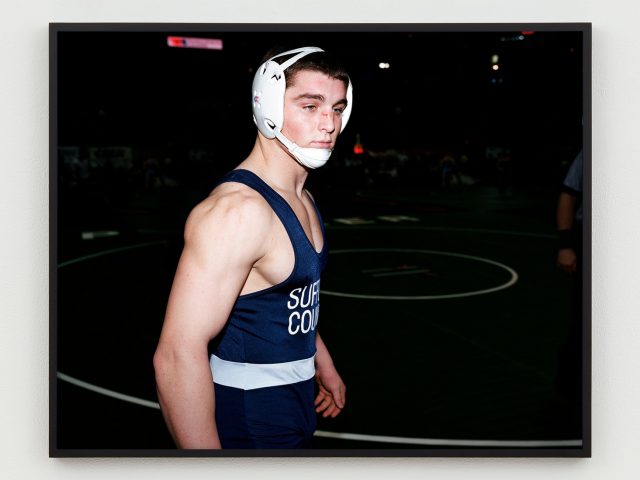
xmin=319 ymin=109 xmax=337 ymax=134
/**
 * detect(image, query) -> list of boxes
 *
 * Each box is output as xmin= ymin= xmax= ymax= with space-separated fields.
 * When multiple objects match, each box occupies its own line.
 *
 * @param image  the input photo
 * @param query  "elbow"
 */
xmin=153 ymin=345 xmax=172 ymax=384
xmin=153 ymin=339 xmax=213 ymax=388
xmin=153 ymin=345 xmax=163 ymax=372
xmin=153 ymin=343 xmax=209 ymax=383
xmin=153 ymin=344 xmax=180 ymax=405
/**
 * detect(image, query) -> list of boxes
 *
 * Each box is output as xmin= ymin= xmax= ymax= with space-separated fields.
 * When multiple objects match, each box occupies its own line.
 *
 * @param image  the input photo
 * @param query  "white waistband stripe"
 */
xmin=210 ymin=354 xmax=316 ymax=390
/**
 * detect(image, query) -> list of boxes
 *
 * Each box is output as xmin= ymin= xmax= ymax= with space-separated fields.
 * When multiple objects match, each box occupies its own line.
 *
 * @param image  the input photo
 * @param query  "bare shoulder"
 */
xmin=183 ymin=181 xmax=273 ymax=260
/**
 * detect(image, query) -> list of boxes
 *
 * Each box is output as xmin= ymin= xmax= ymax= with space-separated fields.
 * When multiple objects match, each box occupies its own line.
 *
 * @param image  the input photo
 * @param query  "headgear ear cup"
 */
xmin=251 ymin=47 xmax=353 ymax=168
xmin=252 ymin=47 xmax=324 ymax=139
xmin=341 ymin=81 xmax=353 ymax=133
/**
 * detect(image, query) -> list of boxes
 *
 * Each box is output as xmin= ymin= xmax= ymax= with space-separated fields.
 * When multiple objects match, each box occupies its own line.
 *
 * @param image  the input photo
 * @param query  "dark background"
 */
xmin=55 ymin=27 xmax=583 ymax=194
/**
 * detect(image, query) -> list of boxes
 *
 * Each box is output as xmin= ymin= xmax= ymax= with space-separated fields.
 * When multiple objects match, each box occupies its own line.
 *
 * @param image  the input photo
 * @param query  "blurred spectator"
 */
xmin=557 ymin=151 xmax=583 ymax=272
xmin=555 ymin=150 xmax=583 ymax=406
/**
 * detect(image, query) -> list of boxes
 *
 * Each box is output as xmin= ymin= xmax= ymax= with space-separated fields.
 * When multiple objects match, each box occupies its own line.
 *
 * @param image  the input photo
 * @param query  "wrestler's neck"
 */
xmin=240 ymin=135 xmax=310 ymax=198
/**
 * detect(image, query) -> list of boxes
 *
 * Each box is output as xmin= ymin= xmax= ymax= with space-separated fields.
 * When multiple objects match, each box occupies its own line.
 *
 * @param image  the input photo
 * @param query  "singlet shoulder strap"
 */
xmin=214 ymin=169 xmax=310 ymax=253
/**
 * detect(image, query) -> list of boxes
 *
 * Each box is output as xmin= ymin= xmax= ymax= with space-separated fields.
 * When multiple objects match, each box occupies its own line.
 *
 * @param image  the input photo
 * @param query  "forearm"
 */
xmin=555 ymin=192 xmax=579 ymax=272
xmin=314 ymin=332 xmax=346 ymax=414
xmin=154 ymin=348 xmax=221 ymax=449
xmin=557 ymin=192 xmax=577 ymax=232
xmin=315 ymin=332 xmax=335 ymax=373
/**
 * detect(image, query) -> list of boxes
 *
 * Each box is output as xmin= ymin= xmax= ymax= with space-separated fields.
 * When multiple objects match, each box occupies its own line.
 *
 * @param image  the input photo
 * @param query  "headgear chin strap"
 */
xmin=252 ymin=46 xmax=353 ymax=169
xmin=274 ymin=130 xmax=332 ymax=169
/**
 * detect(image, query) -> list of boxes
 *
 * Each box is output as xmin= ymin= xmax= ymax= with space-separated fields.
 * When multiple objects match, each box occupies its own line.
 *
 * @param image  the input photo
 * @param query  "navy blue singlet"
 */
xmin=208 ymin=169 xmax=329 ymax=449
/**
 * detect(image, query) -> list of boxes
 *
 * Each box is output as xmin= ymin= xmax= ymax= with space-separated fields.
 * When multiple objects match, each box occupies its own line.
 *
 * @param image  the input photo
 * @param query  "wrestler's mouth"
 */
xmin=309 ymin=141 xmax=333 ymax=148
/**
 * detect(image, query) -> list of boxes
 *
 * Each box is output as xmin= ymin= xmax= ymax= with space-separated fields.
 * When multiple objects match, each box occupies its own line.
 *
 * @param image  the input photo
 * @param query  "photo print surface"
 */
xmin=50 ymin=23 xmax=590 ymax=457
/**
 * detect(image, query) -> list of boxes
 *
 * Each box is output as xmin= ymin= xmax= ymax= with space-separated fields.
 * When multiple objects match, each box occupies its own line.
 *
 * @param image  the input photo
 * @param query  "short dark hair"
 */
xmin=261 ymin=47 xmax=350 ymax=90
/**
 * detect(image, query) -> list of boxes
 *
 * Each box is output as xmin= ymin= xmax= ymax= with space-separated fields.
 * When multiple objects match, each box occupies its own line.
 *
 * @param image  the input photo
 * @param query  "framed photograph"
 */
xmin=50 ymin=23 xmax=591 ymax=457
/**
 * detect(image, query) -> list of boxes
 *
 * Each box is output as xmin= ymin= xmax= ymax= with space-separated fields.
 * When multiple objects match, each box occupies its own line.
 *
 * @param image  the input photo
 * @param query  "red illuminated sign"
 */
xmin=167 ymin=36 xmax=223 ymax=50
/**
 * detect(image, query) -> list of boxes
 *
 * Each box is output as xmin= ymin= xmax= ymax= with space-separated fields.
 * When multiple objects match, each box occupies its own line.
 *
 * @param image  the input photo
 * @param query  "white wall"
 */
xmin=1 ymin=1 xmax=638 ymax=478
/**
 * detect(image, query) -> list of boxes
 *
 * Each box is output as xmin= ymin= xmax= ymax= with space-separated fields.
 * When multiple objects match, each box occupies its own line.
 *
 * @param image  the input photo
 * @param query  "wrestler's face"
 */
xmin=281 ymin=70 xmax=348 ymax=150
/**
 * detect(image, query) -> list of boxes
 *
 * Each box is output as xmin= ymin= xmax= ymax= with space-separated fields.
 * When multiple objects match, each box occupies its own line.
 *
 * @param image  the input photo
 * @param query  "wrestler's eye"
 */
xmin=303 ymin=105 xmax=317 ymax=111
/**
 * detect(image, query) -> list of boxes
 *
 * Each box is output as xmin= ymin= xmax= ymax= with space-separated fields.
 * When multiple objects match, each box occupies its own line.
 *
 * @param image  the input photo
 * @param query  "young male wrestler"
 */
xmin=154 ymin=47 xmax=351 ymax=448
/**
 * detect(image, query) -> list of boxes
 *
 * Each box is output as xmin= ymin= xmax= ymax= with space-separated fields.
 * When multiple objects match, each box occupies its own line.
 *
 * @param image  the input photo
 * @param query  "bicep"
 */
xmin=159 ymin=197 xmax=269 ymax=351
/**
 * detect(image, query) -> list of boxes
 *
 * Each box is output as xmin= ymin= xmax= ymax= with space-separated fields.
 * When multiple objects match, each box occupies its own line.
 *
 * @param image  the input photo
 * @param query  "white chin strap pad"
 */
xmin=274 ymin=130 xmax=332 ymax=169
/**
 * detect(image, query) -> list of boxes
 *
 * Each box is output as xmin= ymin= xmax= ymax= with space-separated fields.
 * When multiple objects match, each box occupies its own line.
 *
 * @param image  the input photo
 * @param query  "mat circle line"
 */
xmin=322 ymin=248 xmax=519 ymax=300
xmin=57 ymin=372 xmax=579 ymax=448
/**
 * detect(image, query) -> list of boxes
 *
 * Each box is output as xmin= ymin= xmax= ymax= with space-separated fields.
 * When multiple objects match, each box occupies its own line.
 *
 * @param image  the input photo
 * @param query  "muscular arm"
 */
xmin=153 ymin=188 xmax=271 ymax=448
xmin=314 ymin=333 xmax=346 ymax=418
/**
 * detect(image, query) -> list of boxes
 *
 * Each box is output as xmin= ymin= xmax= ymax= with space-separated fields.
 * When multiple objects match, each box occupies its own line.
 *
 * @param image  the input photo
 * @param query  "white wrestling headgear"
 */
xmin=252 ymin=46 xmax=353 ymax=169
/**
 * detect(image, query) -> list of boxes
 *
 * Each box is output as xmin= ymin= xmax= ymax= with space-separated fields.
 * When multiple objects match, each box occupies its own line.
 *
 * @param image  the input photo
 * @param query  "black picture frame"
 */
xmin=50 ymin=22 xmax=591 ymax=458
